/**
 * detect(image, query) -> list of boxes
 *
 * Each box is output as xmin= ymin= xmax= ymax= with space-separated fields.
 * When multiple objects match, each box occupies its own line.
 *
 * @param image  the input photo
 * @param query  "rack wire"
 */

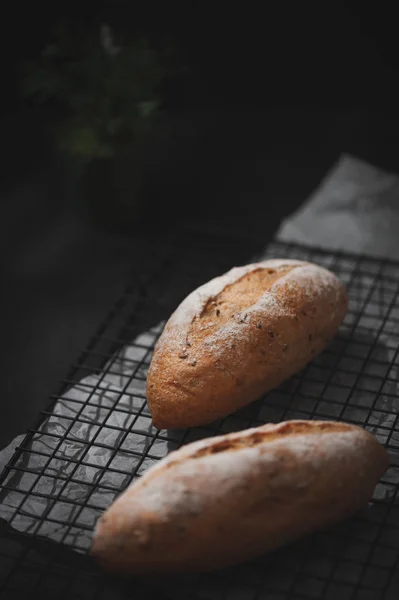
xmin=0 ymin=233 xmax=398 ymax=600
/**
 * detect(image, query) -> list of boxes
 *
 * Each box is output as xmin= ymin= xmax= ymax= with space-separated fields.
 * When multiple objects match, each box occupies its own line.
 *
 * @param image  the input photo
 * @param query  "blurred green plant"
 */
xmin=21 ymin=21 xmax=181 ymax=161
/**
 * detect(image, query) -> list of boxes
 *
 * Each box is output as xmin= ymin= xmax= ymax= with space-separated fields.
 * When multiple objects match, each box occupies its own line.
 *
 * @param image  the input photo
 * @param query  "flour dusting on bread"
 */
xmin=168 ymin=260 xmax=306 ymax=328
xmin=147 ymin=259 xmax=348 ymax=429
xmin=92 ymin=420 xmax=388 ymax=574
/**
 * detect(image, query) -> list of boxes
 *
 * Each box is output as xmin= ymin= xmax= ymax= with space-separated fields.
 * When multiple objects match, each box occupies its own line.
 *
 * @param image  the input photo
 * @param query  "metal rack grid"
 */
xmin=0 ymin=234 xmax=399 ymax=600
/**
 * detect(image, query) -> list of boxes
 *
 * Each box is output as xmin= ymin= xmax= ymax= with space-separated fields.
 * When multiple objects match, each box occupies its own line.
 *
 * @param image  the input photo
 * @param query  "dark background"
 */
xmin=1 ymin=2 xmax=399 ymax=111
xmin=0 ymin=1 xmax=399 ymax=450
xmin=0 ymin=4 xmax=399 ymax=599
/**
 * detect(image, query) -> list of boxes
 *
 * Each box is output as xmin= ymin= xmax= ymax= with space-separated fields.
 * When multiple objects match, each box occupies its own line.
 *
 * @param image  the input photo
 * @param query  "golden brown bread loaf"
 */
xmin=92 ymin=420 xmax=388 ymax=574
xmin=146 ymin=259 xmax=348 ymax=429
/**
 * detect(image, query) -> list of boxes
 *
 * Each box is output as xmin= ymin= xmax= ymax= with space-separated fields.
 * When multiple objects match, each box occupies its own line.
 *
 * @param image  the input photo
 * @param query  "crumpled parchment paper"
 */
xmin=277 ymin=153 xmax=399 ymax=259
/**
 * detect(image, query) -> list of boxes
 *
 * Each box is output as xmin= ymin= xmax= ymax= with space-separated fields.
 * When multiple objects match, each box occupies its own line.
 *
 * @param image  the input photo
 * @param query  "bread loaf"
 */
xmin=92 ymin=420 xmax=388 ymax=574
xmin=146 ymin=260 xmax=347 ymax=429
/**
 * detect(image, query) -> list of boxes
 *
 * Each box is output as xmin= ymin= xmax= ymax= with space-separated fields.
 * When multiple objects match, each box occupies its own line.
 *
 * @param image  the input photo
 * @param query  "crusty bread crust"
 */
xmin=146 ymin=260 xmax=348 ymax=429
xmin=92 ymin=420 xmax=388 ymax=573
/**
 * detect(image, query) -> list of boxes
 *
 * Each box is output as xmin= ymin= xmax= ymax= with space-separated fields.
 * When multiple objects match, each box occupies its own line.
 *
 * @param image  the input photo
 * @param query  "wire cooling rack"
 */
xmin=0 ymin=233 xmax=399 ymax=600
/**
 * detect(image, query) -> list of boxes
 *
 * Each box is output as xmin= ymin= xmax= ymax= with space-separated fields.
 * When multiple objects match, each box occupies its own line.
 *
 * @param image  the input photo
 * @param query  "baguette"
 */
xmin=92 ymin=420 xmax=388 ymax=574
xmin=147 ymin=260 xmax=347 ymax=429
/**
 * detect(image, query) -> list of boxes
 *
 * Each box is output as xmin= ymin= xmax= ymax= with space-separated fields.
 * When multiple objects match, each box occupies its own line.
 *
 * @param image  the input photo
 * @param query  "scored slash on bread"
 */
xmin=146 ymin=260 xmax=348 ymax=429
xmin=91 ymin=420 xmax=388 ymax=574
